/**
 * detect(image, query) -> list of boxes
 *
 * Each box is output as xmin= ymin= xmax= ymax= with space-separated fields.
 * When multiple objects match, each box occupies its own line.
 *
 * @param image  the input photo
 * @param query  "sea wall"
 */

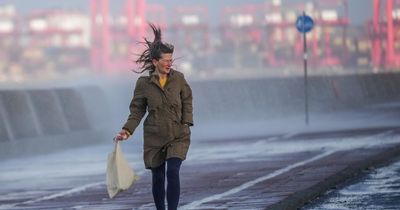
xmin=2 ymin=72 xmax=400 ymax=158
xmin=0 ymin=86 xmax=109 ymax=159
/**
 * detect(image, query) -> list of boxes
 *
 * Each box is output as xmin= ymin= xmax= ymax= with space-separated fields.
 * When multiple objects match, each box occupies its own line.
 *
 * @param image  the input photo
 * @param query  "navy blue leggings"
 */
xmin=151 ymin=157 xmax=182 ymax=210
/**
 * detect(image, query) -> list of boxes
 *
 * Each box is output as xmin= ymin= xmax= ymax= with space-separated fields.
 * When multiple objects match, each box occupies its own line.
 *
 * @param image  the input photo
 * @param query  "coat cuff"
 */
xmin=182 ymin=115 xmax=193 ymax=126
xmin=182 ymin=121 xmax=193 ymax=127
xmin=122 ymin=127 xmax=133 ymax=135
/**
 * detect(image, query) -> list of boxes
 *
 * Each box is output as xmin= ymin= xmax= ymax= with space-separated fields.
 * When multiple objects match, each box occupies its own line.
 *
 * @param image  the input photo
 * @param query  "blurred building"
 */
xmin=0 ymin=4 xmax=20 ymax=81
xmin=369 ymin=0 xmax=400 ymax=71
xmin=0 ymin=0 xmax=399 ymax=81
xmin=25 ymin=10 xmax=90 ymax=75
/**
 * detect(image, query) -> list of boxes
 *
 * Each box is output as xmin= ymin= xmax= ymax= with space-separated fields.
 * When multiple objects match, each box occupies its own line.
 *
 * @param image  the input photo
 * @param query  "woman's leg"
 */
xmin=166 ymin=157 xmax=182 ymax=210
xmin=151 ymin=162 xmax=166 ymax=210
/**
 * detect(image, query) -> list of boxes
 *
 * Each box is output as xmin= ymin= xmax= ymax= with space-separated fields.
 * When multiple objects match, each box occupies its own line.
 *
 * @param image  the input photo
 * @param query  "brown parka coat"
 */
xmin=123 ymin=69 xmax=193 ymax=169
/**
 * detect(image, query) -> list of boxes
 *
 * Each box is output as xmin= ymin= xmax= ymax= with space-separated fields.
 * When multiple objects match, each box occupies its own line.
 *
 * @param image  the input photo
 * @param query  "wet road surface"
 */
xmin=1 ymin=128 xmax=400 ymax=209
xmin=2 ymin=103 xmax=400 ymax=210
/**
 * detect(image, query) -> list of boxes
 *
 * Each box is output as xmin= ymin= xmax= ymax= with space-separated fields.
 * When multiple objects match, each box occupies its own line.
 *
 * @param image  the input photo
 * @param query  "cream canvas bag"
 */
xmin=106 ymin=141 xmax=139 ymax=199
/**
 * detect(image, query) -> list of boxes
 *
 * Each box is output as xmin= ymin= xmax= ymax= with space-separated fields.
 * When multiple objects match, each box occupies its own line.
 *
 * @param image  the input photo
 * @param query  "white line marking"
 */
xmin=0 ymin=182 xmax=103 ymax=210
xmin=181 ymin=150 xmax=336 ymax=210
xmin=0 ymin=170 xmax=146 ymax=210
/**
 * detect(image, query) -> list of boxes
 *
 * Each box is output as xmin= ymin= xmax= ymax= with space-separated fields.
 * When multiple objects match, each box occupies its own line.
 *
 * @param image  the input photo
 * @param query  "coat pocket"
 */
xmin=144 ymin=125 xmax=159 ymax=133
xmin=172 ymin=123 xmax=190 ymax=139
xmin=181 ymin=124 xmax=191 ymax=135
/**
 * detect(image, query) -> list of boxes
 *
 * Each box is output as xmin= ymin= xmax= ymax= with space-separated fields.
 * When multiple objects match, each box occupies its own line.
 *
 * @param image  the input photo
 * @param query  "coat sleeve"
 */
xmin=180 ymin=75 xmax=193 ymax=126
xmin=122 ymin=78 xmax=147 ymax=134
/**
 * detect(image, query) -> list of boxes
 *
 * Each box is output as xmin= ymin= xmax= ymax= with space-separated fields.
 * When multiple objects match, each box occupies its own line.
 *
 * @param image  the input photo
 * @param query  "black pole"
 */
xmin=303 ymin=12 xmax=309 ymax=125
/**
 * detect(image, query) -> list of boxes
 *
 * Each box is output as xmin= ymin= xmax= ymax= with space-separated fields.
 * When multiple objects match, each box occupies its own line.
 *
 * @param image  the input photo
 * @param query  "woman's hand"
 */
xmin=115 ymin=129 xmax=131 ymax=141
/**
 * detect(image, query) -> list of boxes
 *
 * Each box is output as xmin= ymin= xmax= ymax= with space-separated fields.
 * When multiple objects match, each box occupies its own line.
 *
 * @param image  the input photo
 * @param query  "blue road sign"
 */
xmin=296 ymin=14 xmax=314 ymax=33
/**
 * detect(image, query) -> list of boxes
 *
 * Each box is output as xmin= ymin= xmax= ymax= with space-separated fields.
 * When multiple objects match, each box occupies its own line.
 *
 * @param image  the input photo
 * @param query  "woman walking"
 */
xmin=115 ymin=23 xmax=193 ymax=210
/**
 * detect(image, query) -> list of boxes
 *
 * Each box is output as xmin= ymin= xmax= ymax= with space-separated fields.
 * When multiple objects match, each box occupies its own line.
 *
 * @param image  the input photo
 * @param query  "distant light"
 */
xmin=230 ymin=14 xmax=253 ymax=27
xmin=305 ymin=2 xmax=314 ymax=11
xmin=0 ymin=20 xmax=14 ymax=33
xmin=182 ymin=15 xmax=200 ymax=25
xmin=273 ymin=29 xmax=283 ymax=42
xmin=95 ymin=15 xmax=103 ymax=24
xmin=393 ymin=9 xmax=400 ymax=20
xmin=265 ymin=13 xmax=282 ymax=23
xmin=0 ymin=5 xmax=16 ymax=17
xmin=118 ymin=16 xmax=128 ymax=25
xmin=55 ymin=15 xmax=81 ymax=31
xmin=272 ymin=0 xmax=281 ymax=7
xmin=321 ymin=10 xmax=338 ymax=21
xmin=67 ymin=34 xmax=83 ymax=47
xmin=30 ymin=19 xmax=48 ymax=31
xmin=285 ymin=12 xmax=297 ymax=22
xmin=134 ymin=17 xmax=142 ymax=26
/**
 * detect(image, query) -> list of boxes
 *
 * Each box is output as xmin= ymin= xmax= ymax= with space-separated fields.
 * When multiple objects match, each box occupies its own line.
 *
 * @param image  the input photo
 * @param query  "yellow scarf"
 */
xmin=159 ymin=77 xmax=167 ymax=89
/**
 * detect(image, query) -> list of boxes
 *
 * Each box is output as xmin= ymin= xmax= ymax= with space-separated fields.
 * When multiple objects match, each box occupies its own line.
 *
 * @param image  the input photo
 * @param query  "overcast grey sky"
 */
xmin=2 ymin=0 xmax=372 ymax=26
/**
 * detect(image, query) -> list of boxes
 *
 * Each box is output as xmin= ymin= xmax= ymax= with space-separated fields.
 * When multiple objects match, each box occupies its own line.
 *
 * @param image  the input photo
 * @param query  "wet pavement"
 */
xmin=1 ymin=102 xmax=400 ymax=210
xmin=303 ymin=158 xmax=400 ymax=210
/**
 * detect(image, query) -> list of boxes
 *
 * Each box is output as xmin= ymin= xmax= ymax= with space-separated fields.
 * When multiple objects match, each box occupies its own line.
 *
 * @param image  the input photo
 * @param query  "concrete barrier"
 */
xmin=190 ymin=72 xmax=400 ymax=124
xmin=108 ymin=72 xmax=400 ymax=127
xmin=0 ymin=86 xmax=111 ymax=159
xmin=28 ymin=89 xmax=69 ymax=135
xmin=54 ymin=88 xmax=91 ymax=131
xmin=0 ymin=90 xmax=41 ymax=139
xmin=2 ymin=72 xmax=400 ymax=159
xmin=0 ymin=101 xmax=11 ymax=142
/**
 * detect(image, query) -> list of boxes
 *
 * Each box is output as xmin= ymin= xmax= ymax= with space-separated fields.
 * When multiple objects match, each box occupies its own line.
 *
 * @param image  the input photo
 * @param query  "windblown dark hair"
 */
xmin=133 ymin=23 xmax=174 ymax=73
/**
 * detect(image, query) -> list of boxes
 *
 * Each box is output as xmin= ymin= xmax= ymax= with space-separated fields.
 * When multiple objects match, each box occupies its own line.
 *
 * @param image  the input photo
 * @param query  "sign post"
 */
xmin=296 ymin=12 xmax=314 ymax=125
